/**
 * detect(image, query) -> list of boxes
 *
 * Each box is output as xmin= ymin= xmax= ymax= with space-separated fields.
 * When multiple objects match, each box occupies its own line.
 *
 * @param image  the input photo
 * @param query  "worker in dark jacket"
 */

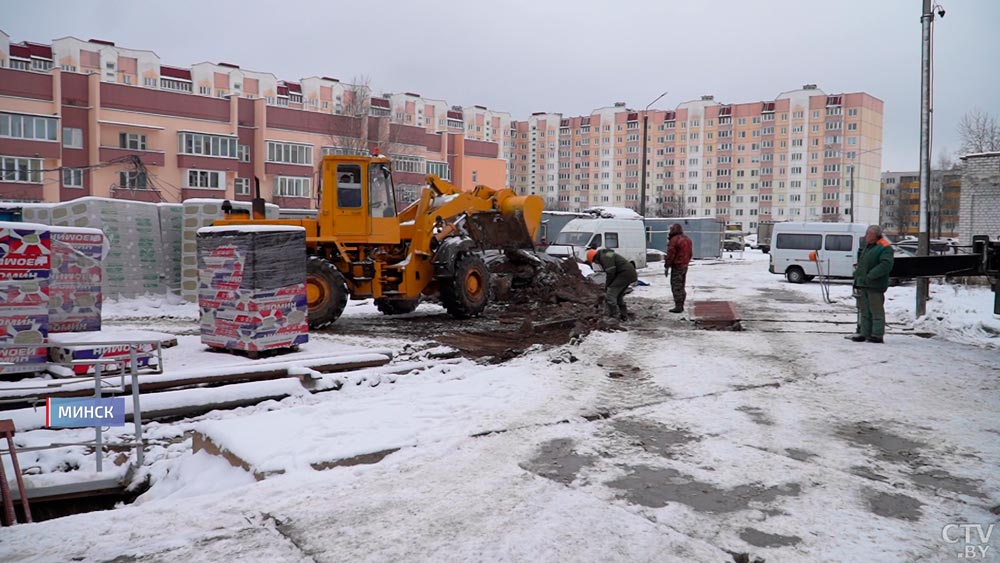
xmin=664 ymin=223 xmax=693 ymax=313
xmin=851 ymin=225 xmax=895 ymax=343
xmin=587 ymin=247 xmax=638 ymax=321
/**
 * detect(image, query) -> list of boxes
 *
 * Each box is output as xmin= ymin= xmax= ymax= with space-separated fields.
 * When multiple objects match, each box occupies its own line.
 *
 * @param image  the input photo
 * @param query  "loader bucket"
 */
xmin=465 ymin=210 xmax=535 ymax=251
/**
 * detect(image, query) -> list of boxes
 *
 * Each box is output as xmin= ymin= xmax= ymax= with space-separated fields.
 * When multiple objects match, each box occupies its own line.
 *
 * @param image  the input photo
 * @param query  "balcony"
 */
xmin=100 ymin=147 xmax=165 ymax=167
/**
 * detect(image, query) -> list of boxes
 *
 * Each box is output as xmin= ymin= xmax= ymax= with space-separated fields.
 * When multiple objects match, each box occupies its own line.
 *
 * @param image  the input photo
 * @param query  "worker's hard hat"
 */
xmin=586 ymin=248 xmax=598 ymax=264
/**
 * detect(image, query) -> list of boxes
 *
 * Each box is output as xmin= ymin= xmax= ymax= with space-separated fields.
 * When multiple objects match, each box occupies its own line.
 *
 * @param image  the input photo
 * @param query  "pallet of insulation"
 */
xmin=48 ymin=226 xmax=104 ymax=333
xmin=197 ymin=226 xmax=308 ymax=354
xmin=0 ymin=221 xmax=50 ymax=376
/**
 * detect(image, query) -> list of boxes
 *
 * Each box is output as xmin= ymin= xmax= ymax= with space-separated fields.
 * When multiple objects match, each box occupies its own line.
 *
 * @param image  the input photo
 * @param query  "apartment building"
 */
xmin=510 ymin=86 xmax=884 ymax=232
xmin=880 ymin=170 xmax=962 ymax=238
xmin=0 ymin=33 xmax=507 ymax=208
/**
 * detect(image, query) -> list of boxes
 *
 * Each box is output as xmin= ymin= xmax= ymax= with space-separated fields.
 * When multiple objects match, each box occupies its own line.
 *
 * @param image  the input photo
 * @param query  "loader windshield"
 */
xmin=369 ymin=163 xmax=396 ymax=218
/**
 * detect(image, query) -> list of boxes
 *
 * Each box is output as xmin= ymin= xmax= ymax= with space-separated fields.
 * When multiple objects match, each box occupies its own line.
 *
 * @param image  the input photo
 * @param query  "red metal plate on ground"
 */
xmin=690 ymin=300 xmax=742 ymax=331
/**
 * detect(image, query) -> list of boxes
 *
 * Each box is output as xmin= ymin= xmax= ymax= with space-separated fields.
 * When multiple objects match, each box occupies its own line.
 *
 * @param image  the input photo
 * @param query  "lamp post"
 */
xmin=916 ymin=0 xmax=941 ymax=318
xmin=640 ymin=91 xmax=668 ymax=218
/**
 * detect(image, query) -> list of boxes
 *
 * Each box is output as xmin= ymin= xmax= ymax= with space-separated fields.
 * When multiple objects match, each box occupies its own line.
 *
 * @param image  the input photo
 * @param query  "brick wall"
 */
xmin=958 ymin=153 xmax=1000 ymax=243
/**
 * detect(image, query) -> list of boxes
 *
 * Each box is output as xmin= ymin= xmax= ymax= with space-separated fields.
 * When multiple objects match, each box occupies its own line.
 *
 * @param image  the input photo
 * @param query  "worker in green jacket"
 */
xmin=851 ymin=225 xmax=895 ymax=343
xmin=587 ymin=247 xmax=638 ymax=321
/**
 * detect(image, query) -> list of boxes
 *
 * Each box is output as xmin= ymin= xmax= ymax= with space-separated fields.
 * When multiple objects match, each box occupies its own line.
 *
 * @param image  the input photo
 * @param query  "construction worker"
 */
xmin=664 ymin=223 xmax=693 ymax=313
xmin=851 ymin=224 xmax=895 ymax=343
xmin=587 ymin=247 xmax=638 ymax=321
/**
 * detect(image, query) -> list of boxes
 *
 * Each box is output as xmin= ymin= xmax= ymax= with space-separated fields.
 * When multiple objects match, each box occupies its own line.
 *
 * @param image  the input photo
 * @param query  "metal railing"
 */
xmin=0 ymin=339 xmax=166 ymax=471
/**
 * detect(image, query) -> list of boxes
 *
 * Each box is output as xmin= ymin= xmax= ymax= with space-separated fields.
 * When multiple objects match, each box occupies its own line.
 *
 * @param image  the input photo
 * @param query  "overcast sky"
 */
xmin=4 ymin=0 xmax=998 ymax=170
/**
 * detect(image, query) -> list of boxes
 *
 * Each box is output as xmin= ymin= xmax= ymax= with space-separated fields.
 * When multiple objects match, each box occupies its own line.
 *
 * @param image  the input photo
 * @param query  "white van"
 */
xmin=768 ymin=222 xmax=869 ymax=283
xmin=545 ymin=217 xmax=648 ymax=268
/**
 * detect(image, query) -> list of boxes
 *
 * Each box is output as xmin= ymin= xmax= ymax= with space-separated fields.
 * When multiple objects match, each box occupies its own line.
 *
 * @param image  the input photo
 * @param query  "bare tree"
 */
xmin=328 ymin=75 xmax=373 ymax=156
xmin=957 ymin=108 xmax=1000 ymax=154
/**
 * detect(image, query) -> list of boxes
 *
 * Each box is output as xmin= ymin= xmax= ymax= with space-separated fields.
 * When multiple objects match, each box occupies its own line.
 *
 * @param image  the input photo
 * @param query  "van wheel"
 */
xmin=786 ymin=266 xmax=806 ymax=284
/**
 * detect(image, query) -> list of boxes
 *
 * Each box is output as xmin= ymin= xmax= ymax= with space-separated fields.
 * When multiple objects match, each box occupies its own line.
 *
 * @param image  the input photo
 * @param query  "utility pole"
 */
xmin=916 ymin=0 xmax=938 ymax=317
xmin=640 ymin=91 xmax=668 ymax=218
xmin=849 ymin=164 xmax=855 ymax=223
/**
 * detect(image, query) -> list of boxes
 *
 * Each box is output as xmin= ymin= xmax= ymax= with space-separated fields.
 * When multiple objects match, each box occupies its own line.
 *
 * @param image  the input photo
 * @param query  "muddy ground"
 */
xmin=320 ymin=256 xmax=626 ymax=362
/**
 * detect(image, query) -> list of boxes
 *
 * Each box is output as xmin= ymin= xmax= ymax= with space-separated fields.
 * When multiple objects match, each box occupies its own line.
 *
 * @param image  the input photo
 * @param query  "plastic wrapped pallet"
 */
xmin=48 ymin=226 xmax=104 ymax=333
xmin=182 ymin=199 xmax=280 ymax=302
xmin=197 ymin=226 xmax=308 ymax=353
xmin=48 ymin=330 xmax=162 ymax=376
xmin=0 ymin=221 xmax=50 ymax=376
xmin=158 ymin=203 xmax=184 ymax=295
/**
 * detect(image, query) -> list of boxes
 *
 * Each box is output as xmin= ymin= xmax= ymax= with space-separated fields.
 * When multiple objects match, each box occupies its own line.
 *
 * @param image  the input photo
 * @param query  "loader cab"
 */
xmin=320 ymin=154 xmax=400 ymax=244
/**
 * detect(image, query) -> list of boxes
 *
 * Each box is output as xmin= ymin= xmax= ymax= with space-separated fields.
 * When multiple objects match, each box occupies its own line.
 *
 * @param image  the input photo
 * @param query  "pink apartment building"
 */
xmin=0 ymin=33 xmax=884 ymax=231
xmin=510 ymin=87 xmax=884 ymax=230
xmin=0 ymin=33 xmax=508 ymax=209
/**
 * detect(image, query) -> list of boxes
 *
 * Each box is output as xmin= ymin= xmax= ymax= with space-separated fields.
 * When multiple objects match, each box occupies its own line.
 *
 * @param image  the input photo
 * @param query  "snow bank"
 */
xmin=886 ymin=283 xmax=1000 ymax=348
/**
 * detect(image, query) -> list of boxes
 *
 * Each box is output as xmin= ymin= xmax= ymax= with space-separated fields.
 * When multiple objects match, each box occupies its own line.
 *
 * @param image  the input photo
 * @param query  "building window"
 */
xmin=178 ymin=132 xmax=237 ymax=158
xmin=238 ymin=144 xmax=250 ymax=162
xmin=0 ymin=113 xmax=58 ymax=141
xmin=62 ymin=168 xmax=83 ymax=188
xmin=274 ymin=176 xmax=311 ymax=198
xmin=187 ymin=169 xmax=224 ymax=189
xmin=120 ymin=132 xmax=147 ymax=151
xmin=391 ymin=154 xmax=426 ymax=174
xmin=118 ymin=171 xmax=148 ymax=190
xmin=0 ymin=156 xmax=43 ymax=183
xmin=63 ymin=127 xmax=83 ymax=149
xmin=9 ymin=59 xmax=30 ymax=71
xmin=32 ymin=59 xmax=53 ymax=71
xmin=266 ymin=141 xmax=313 ymax=165
xmin=61 ymin=65 xmax=77 ymax=72
xmin=161 ymin=78 xmax=193 ymax=93
xmin=198 ymin=86 xmax=211 ymax=95
xmin=427 ymin=160 xmax=450 ymax=180
xmin=143 ymin=76 xmax=157 ymax=87
xmin=234 ymin=177 xmax=250 ymax=195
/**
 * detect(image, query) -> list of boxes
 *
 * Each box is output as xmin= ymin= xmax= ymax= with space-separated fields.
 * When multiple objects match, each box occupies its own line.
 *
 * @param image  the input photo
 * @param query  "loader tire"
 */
xmin=306 ymin=255 xmax=349 ymax=329
xmin=440 ymin=253 xmax=489 ymax=319
xmin=375 ymin=297 xmax=420 ymax=315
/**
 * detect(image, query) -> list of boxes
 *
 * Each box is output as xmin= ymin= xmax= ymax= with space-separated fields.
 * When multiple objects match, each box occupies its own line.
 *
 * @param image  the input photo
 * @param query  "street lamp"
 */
xmin=640 ymin=91 xmax=668 ymax=218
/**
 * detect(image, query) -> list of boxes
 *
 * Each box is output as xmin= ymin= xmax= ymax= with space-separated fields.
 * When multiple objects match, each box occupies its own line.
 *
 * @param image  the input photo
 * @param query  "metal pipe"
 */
xmin=640 ymin=91 xmax=668 ymax=218
xmin=94 ymin=363 xmax=103 ymax=473
xmin=916 ymin=0 xmax=935 ymax=317
xmin=130 ymin=345 xmax=144 ymax=467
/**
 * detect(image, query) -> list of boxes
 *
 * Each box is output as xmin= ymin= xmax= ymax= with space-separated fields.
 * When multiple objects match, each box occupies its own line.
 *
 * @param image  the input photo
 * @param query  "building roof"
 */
xmin=960 ymin=151 xmax=1000 ymax=160
xmin=160 ymin=66 xmax=192 ymax=80
xmin=20 ymin=41 xmax=52 ymax=59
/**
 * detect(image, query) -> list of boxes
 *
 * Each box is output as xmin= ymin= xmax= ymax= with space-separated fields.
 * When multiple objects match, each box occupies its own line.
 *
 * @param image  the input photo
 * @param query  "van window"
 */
xmin=776 ymin=233 xmax=821 ymax=250
xmin=590 ymin=234 xmax=603 ymax=248
xmin=554 ymin=231 xmax=593 ymax=246
xmin=825 ymin=235 xmax=853 ymax=251
xmin=605 ymin=232 xmax=619 ymax=248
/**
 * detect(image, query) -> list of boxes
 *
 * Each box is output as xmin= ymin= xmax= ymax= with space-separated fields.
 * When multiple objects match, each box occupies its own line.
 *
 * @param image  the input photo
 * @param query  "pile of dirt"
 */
xmin=439 ymin=252 xmax=615 ymax=362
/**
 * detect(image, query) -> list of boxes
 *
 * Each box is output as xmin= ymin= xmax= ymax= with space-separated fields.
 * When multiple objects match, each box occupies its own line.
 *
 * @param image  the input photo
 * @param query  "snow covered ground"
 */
xmin=3 ymin=250 xmax=998 ymax=562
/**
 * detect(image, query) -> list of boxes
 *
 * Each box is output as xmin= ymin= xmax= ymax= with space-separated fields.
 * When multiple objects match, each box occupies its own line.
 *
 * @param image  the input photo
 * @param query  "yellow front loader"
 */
xmin=215 ymin=153 xmax=544 ymax=328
